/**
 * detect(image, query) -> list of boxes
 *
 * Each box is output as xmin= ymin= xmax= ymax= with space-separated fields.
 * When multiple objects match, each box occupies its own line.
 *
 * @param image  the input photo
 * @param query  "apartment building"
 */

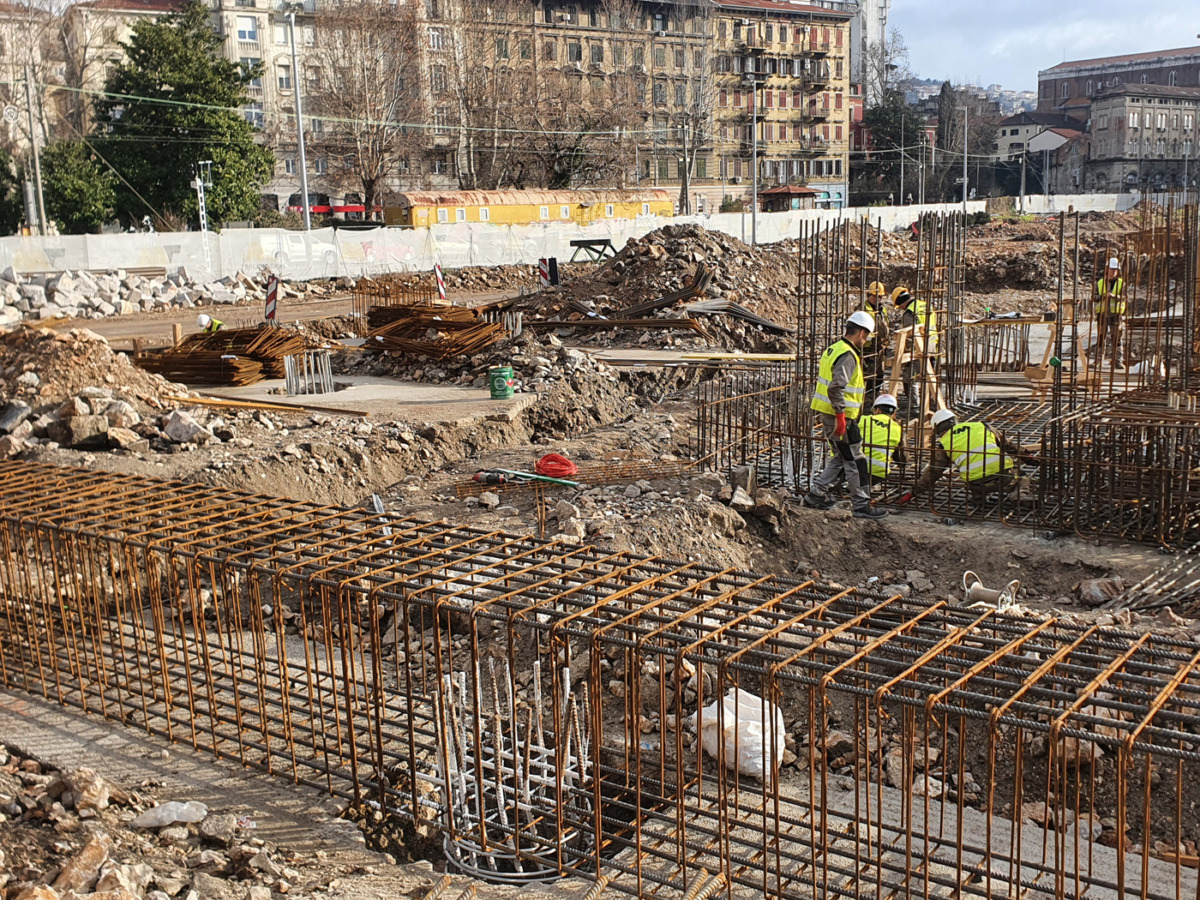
xmin=711 ymin=0 xmax=853 ymax=208
xmin=1037 ymin=46 xmax=1200 ymax=122
xmin=988 ymin=110 xmax=1077 ymax=163
xmin=1084 ymin=84 xmax=1199 ymax=193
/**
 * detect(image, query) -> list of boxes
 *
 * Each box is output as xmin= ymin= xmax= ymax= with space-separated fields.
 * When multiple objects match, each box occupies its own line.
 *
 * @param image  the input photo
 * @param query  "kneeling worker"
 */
xmin=804 ymin=311 xmax=888 ymax=520
xmin=901 ymin=409 xmax=1021 ymax=504
xmin=861 ymin=393 xmax=906 ymax=488
xmin=197 ymin=313 xmax=225 ymax=334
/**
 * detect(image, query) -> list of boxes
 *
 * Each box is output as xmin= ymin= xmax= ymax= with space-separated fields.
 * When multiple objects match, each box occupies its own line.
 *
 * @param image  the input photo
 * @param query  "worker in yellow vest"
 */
xmin=892 ymin=286 xmax=939 ymax=416
xmin=860 ymin=393 xmax=906 ymax=488
xmin=862 ymin=282 xmax=891 ymax=398
xmin=197 ymin=313 xmax=226 ymax=334
xmin=900 ymin=409 xmax=1022 ymax=505
xmin=804 ymin=311 xmax=888 ymax=520
xmin=1093 ymin=256 xmax=1126 ymax=369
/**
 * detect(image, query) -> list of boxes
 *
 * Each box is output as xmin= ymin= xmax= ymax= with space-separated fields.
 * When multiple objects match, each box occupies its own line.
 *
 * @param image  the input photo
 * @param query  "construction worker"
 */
xmin=860 ymin=393 xmax=906 ymax=488
xmin=1094 ymin=256 xmax=1126 ymax=369
xmin=862 ymin=282 xmax=891 ymax=398
xmin=892 ymin=286 xmax=939 ymax=416
xmin=900 ymin=409 xmax=1022 ymax=505
xmin=804 ymin=311 xmax=888 ymax=520
xmin=197 ymin=313 xmax=225 ymax=334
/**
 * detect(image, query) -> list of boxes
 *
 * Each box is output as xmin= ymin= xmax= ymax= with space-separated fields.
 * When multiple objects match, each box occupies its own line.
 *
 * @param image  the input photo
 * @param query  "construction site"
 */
xmin=3 ymin=204 xmax=1200 ymax=900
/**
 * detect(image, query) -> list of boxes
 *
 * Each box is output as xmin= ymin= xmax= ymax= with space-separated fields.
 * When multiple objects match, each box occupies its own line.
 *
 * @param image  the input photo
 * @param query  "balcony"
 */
xmin=737 ymin=140 xmax=766 ymax=157
xmin=802 ymin=68 xmax=831 ymax=89
xmin=800 ymin=106 xmax=830 ymax=122
xmin=794 ymin=138 xmax=828 ymax=156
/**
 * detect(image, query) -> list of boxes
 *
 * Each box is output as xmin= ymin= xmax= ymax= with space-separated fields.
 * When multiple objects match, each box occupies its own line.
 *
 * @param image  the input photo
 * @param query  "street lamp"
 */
xmin=286 ymin=2 xmax=312 ymax=231
xmin=958 ymin=105 xmax=968 ymax=214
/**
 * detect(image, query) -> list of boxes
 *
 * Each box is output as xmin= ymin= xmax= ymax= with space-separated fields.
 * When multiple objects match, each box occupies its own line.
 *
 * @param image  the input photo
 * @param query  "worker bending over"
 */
xmin=197 ymin=313 xmax=226 ymax=334
xmin=892 ymin=286 xmax=938 ymax=416
xmin=861 ymin=393 xmax=906 ymax=488
xmin=901 ymin=409 xmax=1021 ymax=505
xmin=804 ymin=311 xmax=887 ymax=520
xmin=863 ymin=282 xmax=891 ymax=399
xmin=1094 ymin=256 xmax=1125 ymax=369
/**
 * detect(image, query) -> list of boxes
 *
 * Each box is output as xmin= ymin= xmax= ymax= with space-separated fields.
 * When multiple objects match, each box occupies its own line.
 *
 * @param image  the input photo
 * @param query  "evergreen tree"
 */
xmin=94 ymin=0 xmax=274 ymax=227
xmin=41 ymin=142 xmax=117 ymax=234
xmin=0 ymin=149 xmax=22 ymax=235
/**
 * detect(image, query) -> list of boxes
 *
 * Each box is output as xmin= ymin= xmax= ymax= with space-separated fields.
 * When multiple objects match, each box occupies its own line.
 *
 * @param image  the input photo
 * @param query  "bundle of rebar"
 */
xmin=1 ymin=459 xmax=1198 ymax=900
xmin=352 ymin=280 xmax=441 ymax=320
xmin=138 ymin=326 xmax=307 ymax=385
xmin=136 ymin=349 xmax=265 ymax=385
xmin=367 ymin=304 xmax=507 ymax=360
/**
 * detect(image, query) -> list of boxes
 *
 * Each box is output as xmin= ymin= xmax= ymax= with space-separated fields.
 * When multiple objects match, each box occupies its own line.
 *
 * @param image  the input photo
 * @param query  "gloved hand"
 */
xmin=834 ymin=412 xmax=847 ymax=439
xmin=898 ymin=492 xmax=913 ymax=505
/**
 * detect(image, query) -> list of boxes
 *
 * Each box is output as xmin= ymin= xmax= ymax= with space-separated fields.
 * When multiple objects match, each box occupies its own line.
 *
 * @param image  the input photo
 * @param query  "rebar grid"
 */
xmin=3 ymin=461 xmax=1200 ymax=897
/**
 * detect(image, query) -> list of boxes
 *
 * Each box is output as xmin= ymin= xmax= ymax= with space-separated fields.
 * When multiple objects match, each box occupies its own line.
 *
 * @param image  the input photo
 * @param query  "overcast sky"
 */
xmin=891 ymin=1 xmax=1200 ymax=92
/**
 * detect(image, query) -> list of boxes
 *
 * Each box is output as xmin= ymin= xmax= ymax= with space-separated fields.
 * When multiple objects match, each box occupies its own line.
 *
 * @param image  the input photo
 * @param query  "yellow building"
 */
xmin=712 ymin=0 xmax=853 ymax=208
xmin=384 ymin=189 xmax=674 ymax=227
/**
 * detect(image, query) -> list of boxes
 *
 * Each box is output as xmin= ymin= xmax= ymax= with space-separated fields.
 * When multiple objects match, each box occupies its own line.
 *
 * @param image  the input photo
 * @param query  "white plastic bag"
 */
xmin=691 ymin=687 xmax=785 ymax=780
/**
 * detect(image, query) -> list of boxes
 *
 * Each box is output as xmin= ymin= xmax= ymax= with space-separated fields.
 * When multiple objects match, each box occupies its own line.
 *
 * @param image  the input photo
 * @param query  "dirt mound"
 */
xmin=0 ymin=326 xmax=186 ymax=411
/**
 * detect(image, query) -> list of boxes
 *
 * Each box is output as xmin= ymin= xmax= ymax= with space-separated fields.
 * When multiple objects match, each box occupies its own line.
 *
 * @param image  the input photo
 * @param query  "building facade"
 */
xmin=1083 ymin=84 xmax=1199 ymax=193
xmin=989 ymin=110 xmax=1078 ymax=163
xmin=1037 ymin=46 xmax=1200 ymax=121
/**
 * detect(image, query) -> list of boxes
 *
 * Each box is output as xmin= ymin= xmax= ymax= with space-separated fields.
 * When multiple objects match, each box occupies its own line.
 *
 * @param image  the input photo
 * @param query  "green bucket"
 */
xmin=489 ymin=365 xmax=514 ymax=400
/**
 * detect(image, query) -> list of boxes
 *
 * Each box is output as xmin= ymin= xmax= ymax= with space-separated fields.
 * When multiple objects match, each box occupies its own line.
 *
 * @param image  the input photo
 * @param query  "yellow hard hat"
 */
xmin=891 ymin=285 xmax=913 ymax=306
xmin=866 ymin=281 xmax=887 ymax=296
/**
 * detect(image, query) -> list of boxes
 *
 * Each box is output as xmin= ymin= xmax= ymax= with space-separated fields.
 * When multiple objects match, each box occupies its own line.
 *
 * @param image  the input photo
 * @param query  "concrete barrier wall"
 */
xmin=0 ymin=199 xmax=989 ymax=284
xmin=1013 ymin=193 xmax=1140 ymax=214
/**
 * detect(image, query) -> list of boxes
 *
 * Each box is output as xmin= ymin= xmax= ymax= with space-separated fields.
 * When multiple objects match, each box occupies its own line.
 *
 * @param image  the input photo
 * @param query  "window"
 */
xmin=479 ymin=207 xmax=489 ymax=221
xmin=284 ymin=157 xmax=295 ymax=175
xmin=1086 ymin=79 xmax=1093 ymax=95
xmin=1173 ymin=114 xmax=1180 ymax=129
xmin=694 ymin=49 xmax=702 ymax=68
xmin=437 ymin=208 xmax=449 ymax=223
xmin=236 ymin=16 xmax=257 ymax=41
xmin=235 ymin=0 xmax=253 ymax=7
xmin=496 ymin=37 xmax=509 ymax=58
xmin=675 ymin=82 xmax=685 ymax=106
xmin=718 ymin=20 xmax=726 ymax=39
xmin=243 ymin=102 xmax=263 ymax=128
xmin=432 ymin=158 xmax=447 ymax=175
xmin=568 ymin=42 xmax=582 ymax=62
xmin=517 ymin=38 xmax=531 ymax=59
xmin=654 ymin=45 xmax=665 ymax=66
xmin=733 ymin=89 xmax=742 ymax=107
xmin=1060 ymin=82 xmax=1069 ymax=99
xmin=310 ymin=117 xmax=323 ymax=134
xmin=793 ymin=90 xmax=801 ymax=107
xmin=455 ymin=208 xmax=466 ymax=222
xmin=605 ymin=204 xmax=614 ymax=217
xmin=429 ymin=28 xmax=444 ymax=50
xmin=765 ymin=24 xmax=772 ymax=42
xmin=539 ymin=206 xmax=549 ymax=220
xmin=277 ymin=65 xmax=291 ymax=90
xmin=733 ymin=21 xmax=741 ymax=40
xmin=779 ymin=25 xmax=787 ymax=43
xmin=653 ymin=12 xmax=666 ymax=30
xmin=835 ymin=124 xmax=842 ymax=140
xmin=653 ymin=81 xmax=666 ymax=105
xmin=1130 ymin=112 xmax=1140 ymax=128
xmin=1169 ymin=71 xmax=1178 ymax=87
xmin=427 ymin=0 xmax=440 ymax=17
xmin=763 ymin=89 xmax=772 ymax=108
xmin=273 ymin=23 xmax=286 ymax=44
xmin=633 ymin=45 xmax=644 ymax=66
xmin=240 ymin=57 xmax=261 ymax=88
xmin=696 ymin=158 xmax=706 ymax=178
xmin=1186 ymin=114 xmax=1195 ymax=131
xmin=543 ymin=4 xmax=553 ymax=23
xmin=431 ymin=65 xmax=446 ymax=93
xmin=314 ymin=157 xmax=327 ymax=175
xmin=434 ymin=106 xmax=449 ymax=134
xmin=544 ymin=41 xmax=557 ymax=61
xmin=835 ymin=92 xmax=843 ymax=110
xmin=641 ymin=202 xmax=650 ymax=215
xmin=613 ymin=44 xmax=624 ymax=65
xmin=1140 ymin=74 xmax=1148 ymax=84
xmin=302 ymin=24 xmax=313 ymax=46
xmin=836 ymin=28 xmax=842 ymax=47
xmin=590 ymin=43 xmax=603 ymax=64
xmin=658 ymin=158 xmax=669 ymax=178
xmin=719 ymin=89 xmax=727 ymax=107
xmin=588 ymin=8 xmax=598 ymax=26
xmin=1158 ymin=112 xmax=1167 ymax=130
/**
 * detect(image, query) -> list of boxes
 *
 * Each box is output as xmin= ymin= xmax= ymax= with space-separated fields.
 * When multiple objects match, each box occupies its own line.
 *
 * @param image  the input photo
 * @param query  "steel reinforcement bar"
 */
xmin=2 ymin=460 xmax=1200 ymax=898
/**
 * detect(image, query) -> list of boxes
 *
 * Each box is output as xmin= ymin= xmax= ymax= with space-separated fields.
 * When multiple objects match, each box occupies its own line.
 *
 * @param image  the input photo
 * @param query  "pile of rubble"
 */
xmin=0 ymin=267 xmax=346 ymax=325
xmin=374 ymin=262 xmax=591 ymax=296
xmin=0 ymin=744 xmax=312 ymax=900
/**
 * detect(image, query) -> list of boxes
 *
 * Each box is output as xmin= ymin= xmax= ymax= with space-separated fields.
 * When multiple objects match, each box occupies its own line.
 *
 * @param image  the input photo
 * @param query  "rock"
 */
xmin=58 ymin=396 xmax=91 ymax=419
xmin=66 ymin=767 xmax=110 ymax=812
xmin=912 ymin=774 xmax=945 ymax=799
xmin=752 ymin=489 xmax=785 ymax=520
xmin=559 ymin=517 xmax=587 ymax=538
xmin=0 ymin=401 xmax=31 ymax=434
xmin=494 ymin=505 xmax=519 ymax=517
xmin=163 ymin=411 xmax=213 ymax=445
xmin=108 ymin=427 xmax=148 ymax=452
xmin=249 ymin=851 xmax=281 ymax=877
xmin=53 ymin=832 xmax=113 ymax=893
xmin=132 ymin=800 xmax=208 ymax=829
xmin=198 ymin=813 xmax=238 ymax=845
xmin=190 ymin=873 xmax=238 ymax=900
xmin=553 ymin=500 xmax=581 ymax=521
xmin=623 ymin=484 xmax=641 ymax=499
xmin=15 ymin=888 xmax=60 ymax=900
xmin=158 ymin=825 xmax=191 ymax=843
xmin=822 ymin=730 xmax=855 ymax=758
xmin=729 ymin=486 xmax=755 ymax=513
xmin=0 ymin=434 xmax=26 ymax=456
xmin=16 ymin=370 xmax=39 ymax=388
xmin=103 ymin=400 xmax=141 ymax=429
xmin=46 ymin=415 xmax=109 ymax=449
xmin=729 ymin=464 xmax=757 ymax=495
xmin=706 ymin=504 xmax=745 ymax=537
xmin=478 ymin=491 xmax=501 ymax=510
xmin=905 ymin=569 xmax=935 ymax=594
xmin=20 ymin=283 xmax=46 ymax=307
xmin=96 ymin=861 xmax=155 ymax=896
xmin=1075 ymin=577 xmax=1124 ymax=608
xmin=247 ymin=889 xmax=272 ymax=900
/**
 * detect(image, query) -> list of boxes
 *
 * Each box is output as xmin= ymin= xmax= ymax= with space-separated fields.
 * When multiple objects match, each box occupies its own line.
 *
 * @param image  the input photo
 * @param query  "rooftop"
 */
xmin=713 ymin=0 xmax=853 ymax=18
xmin=1095 ymin=83 xmax=1200 ymax=100
xmin=1041 ymin=45 xmax=1200 ymax=76
xmin=72 ymin=0 xmax=187 ymax=11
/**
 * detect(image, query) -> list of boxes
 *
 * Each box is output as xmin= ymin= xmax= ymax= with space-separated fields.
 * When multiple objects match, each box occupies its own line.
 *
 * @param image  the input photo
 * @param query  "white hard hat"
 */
xmin=931 ymin=408 xmax=956 ymax=429
xmin=848 ymin=310 xmax=876 ymax=333
xmin=197 ymin=313 xmax=211 ymax=327
xmin=874 ymin=393 xmax=898 ymax=411
xmin=1107 ymin=257 xmax=1120 ymax=269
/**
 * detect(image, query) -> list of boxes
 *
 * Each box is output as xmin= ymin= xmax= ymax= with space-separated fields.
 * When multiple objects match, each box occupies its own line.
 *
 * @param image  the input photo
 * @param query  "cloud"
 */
xmin=892 ymin=0 xmax=1200 ymax=90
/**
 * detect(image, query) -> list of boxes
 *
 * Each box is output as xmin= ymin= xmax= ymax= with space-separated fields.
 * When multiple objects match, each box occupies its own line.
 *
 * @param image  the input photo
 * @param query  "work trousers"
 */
xmin=810 ymin=413 xmax=871 ymax=511
xmin=1095 ymin=313 xmax=1124 ymax=366
xmin=965 ymin=469 xmax=1019 ymax=504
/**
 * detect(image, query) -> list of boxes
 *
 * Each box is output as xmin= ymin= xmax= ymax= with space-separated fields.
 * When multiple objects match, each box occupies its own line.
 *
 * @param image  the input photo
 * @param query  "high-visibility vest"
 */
xmin=938 ymin=421 xmax=1013 ymax=483
xmin=811 ymin=339 xmax=865 ymax=419
xmin=204 ymin=318 xmax=225 ymax=334
xmin=1095 ymin=277 xmax=1125 ymax=315
xmin=861 ymin=414 xmax=902 ymax=478
xmin=910 ymin=299 xmax=938 ymax=349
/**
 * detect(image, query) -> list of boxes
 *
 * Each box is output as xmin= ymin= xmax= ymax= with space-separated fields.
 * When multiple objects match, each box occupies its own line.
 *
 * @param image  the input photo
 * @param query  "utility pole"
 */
xmin=899 ymin=112 xmax=904 ymax=203
xmin=1019 ymin=151 xmax=1026 ymax=212
xmin=24 ymin=65 xmax=45 ymax=236
xmin=961 ymin=105 xmax=968 ymax=215
xmin=751 ymin=75 xmax=758 ymax=245
xmin=1043 ymin=147 xmax=1050 ymax=201
xmin=287 ymin=8 xmax=311 ymax=230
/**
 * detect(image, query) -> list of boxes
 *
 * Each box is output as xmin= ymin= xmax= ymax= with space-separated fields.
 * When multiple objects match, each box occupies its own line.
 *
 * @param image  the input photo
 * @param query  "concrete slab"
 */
xmin=201 ymin=375 xmax=539 ymax=425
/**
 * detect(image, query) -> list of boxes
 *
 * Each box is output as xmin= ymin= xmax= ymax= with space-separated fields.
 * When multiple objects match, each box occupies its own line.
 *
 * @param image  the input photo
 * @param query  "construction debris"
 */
xmin=367 ymin=305 xmax=509 ymax=359
xmin=136 ymin=326 xmax=307 ymax=385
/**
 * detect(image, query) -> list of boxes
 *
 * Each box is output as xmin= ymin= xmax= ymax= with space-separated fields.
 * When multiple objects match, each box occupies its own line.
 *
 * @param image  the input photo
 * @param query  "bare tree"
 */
xmin=862 ymin=26 xmax=914 ymax=108
xmin=0 ymin=0 xmax=70 ymax=154
xmin=674 ymin=0 xmax=716 ymax=213
xmin=307 ymin=0 xmax=424 ymax=218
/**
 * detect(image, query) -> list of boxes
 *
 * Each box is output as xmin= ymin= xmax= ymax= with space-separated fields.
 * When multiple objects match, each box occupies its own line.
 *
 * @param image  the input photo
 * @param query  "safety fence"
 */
xmin=1 ymin=459 xmax=1199 ymax=899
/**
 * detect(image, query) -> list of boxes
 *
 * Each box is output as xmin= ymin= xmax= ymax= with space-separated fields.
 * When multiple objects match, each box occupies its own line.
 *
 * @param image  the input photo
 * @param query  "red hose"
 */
xmin=535 ymin=453 xmax=578 ymax=477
